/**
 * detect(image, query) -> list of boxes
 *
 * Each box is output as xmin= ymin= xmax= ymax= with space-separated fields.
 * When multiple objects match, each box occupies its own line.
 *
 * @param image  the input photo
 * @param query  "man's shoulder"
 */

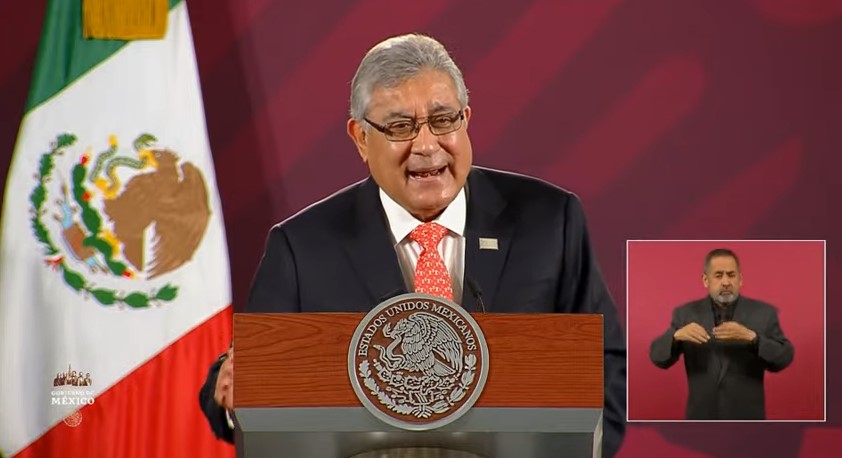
xmin=672 ymin=297 xmax=778 ymax=314
xmin=268 ymin=167 xmax=584 ymax=233
xmin=270 ymin=178 xmax=370 ymax=234
xmin=674 ymin=298 xmax=709 ymax=314
xmin=739 ymin=296 xmax=779 ymax=313
xmin=471 ymin=166 xmax=580 ymax=207
xmin=473 ymin=166 xmax=575 ymax=195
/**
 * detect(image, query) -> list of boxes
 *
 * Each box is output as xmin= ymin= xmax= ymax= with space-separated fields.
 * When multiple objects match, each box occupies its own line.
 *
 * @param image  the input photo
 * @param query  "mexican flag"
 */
xmin=0 ymin=1 xmax=233 ymax=456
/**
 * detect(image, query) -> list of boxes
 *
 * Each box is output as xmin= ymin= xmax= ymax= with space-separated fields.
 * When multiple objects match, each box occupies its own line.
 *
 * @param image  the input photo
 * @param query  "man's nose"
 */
xmin=410 ymin=123 xmax=439 ymax=155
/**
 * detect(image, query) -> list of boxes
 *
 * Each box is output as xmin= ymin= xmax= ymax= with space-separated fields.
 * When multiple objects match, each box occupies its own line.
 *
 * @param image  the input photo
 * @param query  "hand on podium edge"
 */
xmin=214 ymin=346 xmax=234 ymax=411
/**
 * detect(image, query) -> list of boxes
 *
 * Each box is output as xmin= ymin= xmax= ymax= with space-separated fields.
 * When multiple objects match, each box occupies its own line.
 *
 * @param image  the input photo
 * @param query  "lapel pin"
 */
xmin=479 ymin=238 xmax=498 ymax=250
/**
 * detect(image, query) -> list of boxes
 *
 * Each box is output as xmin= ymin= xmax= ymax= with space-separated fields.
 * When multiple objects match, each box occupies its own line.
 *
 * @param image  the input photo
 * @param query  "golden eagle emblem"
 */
xmin=30 ymin=133 xmax=212 ymax=308
xmin=102 ymin=148 xmax=211 ymax=278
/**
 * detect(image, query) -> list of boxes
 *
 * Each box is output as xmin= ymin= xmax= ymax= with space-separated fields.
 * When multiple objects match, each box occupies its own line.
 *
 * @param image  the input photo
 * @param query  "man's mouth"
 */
xmin=408 ymin=166 xmax=446 ymax=179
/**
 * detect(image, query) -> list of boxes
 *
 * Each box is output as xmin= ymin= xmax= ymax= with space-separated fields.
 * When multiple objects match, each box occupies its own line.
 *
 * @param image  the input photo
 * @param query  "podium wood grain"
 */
xmin=234 ymin=313 xmax=603 ymax=408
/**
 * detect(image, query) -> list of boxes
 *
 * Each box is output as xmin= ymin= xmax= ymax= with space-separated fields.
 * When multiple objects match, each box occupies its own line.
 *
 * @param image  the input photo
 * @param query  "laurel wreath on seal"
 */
xmin=29 ymin=133 xmax=178 ymax=308
xmin=359 ymin=354 xmax=477 ymax=418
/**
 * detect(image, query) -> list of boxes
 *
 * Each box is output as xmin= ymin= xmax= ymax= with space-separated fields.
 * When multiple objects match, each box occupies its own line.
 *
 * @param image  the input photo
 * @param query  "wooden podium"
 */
xmin=233 ymin=313 xmax=604 ymax=458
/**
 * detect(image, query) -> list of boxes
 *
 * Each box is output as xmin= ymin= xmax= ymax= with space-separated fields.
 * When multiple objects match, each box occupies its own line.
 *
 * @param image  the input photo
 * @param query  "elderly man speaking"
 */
xmin=200 ymin=33 xmax=627 ymax=457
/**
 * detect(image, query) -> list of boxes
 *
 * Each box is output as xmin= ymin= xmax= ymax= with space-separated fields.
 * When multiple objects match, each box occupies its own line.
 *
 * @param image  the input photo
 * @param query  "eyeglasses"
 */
xmin=364 ymin=111 xmax=465 ymax=142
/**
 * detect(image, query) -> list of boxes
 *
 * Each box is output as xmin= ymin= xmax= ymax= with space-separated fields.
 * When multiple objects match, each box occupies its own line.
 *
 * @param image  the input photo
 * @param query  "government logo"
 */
xmin=348 ymin=293 xmax=489 ymax=430
xmin=51 ymin=364 xmax=95 ymax=408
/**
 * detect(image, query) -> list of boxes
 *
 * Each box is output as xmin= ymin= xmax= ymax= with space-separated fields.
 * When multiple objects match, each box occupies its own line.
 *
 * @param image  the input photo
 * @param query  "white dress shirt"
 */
xmin=379 ymin=187 xmax=466 ymax=305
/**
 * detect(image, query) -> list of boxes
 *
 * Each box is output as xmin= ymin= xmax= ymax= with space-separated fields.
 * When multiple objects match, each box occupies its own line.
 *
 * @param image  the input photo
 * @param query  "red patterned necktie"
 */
xmin=409 ymin=222 xmax=453 ymax=301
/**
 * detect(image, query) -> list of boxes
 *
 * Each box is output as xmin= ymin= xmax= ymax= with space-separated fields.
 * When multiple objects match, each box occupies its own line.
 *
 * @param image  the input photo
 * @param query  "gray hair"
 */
xmin=704 ymin=248 xmax=740 ymax=273
xmin=349 ymin=33 xmax=469 ymax=121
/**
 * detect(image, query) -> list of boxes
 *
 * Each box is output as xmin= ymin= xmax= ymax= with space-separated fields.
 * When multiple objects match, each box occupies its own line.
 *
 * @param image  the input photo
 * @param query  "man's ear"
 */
xmin=702 ymin=273 xmax=709 ymax=288
xmin=463 ymin=105 xmax=472 ymax=126
xmin=347 ymin=118 xmax=369 ymax=163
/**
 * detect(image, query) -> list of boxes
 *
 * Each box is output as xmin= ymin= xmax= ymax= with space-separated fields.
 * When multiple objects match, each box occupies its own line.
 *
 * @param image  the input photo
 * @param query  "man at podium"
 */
xmin=200 ymin=33 xmax=626 ymax=457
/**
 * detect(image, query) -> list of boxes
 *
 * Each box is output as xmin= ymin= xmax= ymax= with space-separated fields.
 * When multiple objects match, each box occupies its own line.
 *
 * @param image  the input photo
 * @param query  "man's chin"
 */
xmin=715 ymin=293 xmax=737 ymax=305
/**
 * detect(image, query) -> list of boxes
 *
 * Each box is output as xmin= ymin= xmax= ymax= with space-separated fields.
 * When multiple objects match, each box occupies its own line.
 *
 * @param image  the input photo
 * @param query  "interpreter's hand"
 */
xmin=712 ymin=321 xmax=757 ymax=343
xmin=214 ymin=347 xmax=234 ymax=410
xmin=674 ymin=322 xmax=710 ymax=344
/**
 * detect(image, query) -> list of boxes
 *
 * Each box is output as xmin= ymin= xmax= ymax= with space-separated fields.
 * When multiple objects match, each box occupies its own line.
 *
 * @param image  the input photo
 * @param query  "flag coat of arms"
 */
xmin=0 ymin=0 xmax=233 ymax=456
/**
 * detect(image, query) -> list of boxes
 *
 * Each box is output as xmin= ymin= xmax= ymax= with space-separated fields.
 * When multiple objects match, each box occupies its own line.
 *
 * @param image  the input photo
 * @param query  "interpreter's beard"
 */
xmin=712 ymin=290 xmax=738 ymax=306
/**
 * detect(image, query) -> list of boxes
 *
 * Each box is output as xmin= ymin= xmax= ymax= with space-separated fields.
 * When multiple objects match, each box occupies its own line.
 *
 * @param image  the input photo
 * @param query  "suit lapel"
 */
xmin=463 ymin=168 xmax=513 ymax=312
xmin=342 ymin=178 xmax=406 ymax=304
xmin=731 ymin=296 xmax=752 ymax=328
xmin=696 ymin=299 xmax=715 ymax=335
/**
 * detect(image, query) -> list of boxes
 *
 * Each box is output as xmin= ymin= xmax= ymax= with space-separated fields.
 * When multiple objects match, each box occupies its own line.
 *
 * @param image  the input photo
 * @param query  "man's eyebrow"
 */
xmin=712 ymin=270 xmax=737 ymax=276
xmin=382 ymin=110 xmax=414 ymax=121
xmin=380 ymin=104 xmax=458 ymax=121
xmin=428 ymin=102 xmax=458 ymax=114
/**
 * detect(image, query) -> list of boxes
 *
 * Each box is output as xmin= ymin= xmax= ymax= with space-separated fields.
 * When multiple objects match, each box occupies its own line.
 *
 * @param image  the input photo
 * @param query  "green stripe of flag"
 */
xmin=26 ymin=0 xmax=183 ymax=112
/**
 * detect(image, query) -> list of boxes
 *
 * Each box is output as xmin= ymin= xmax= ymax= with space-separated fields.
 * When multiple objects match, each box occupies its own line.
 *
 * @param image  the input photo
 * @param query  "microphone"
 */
xmin=465 ymin=278 xmax=487 ymax=313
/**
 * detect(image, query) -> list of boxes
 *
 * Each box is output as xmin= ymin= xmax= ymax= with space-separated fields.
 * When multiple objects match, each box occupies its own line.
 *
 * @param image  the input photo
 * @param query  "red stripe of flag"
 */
xmin=14 ymin=307 xmax=233 ymax=458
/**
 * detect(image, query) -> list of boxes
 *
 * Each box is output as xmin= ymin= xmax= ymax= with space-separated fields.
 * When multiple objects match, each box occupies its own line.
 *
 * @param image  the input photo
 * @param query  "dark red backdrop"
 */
xmin=627 ymin=240 xmax=825 ymax=421
xmin=2 ymin=0 xmax=841 ymax=457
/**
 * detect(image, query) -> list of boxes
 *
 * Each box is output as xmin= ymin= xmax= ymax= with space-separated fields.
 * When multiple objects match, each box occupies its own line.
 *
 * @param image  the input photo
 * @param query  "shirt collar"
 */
xmin=379 ymin=187 xmax=467 ymax=245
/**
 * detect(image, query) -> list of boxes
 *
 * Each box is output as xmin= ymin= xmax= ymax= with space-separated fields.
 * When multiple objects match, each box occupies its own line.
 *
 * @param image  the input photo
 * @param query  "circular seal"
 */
xmin=348 ymin=293 xmax=489 ymax=431
xmin=63 ymin=411 xmax=83 ymax=428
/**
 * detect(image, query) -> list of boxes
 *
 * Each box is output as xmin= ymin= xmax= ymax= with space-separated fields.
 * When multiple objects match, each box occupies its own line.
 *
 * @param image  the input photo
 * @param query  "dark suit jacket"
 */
xmin=199 ymin=166 xmax=627 ymax=456
xmin=649 ymin=296 xmax=794 ymax=420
